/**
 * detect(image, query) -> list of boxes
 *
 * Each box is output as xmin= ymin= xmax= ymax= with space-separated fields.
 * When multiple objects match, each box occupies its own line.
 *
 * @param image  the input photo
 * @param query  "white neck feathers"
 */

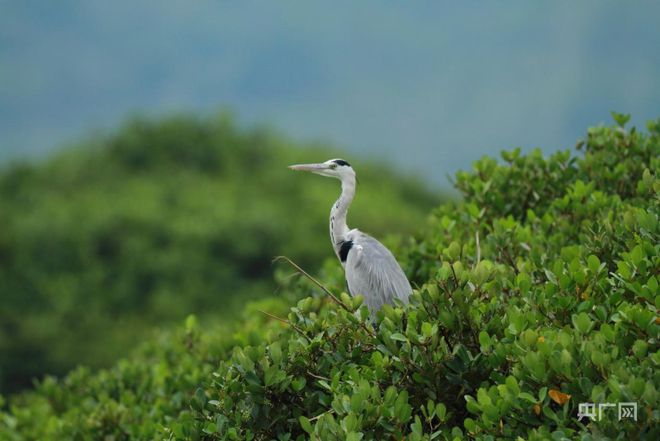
xmin=329 ymin=175 xmax=356 ymax=257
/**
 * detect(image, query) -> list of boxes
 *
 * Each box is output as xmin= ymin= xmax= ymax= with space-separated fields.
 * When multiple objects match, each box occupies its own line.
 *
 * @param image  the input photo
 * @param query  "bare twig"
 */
xmin=500 ymin=246 xmax=520 ymax=275
xmin=309 ymin=409 xmax=334 ymax=422
xmin=475 ymin=230 xmax=481 ymax=264
xmin=273 ymin=256 xmax=349 ymax=309
xmin=273 ymin=255 xmax=376 ymax=337
xmin=306 ymin=370 xmax=331 ymax=381
xmin=257 ymin=309 xmax=311 ymax=342
xmin=450 ymin=263 xmax=459 ymax=286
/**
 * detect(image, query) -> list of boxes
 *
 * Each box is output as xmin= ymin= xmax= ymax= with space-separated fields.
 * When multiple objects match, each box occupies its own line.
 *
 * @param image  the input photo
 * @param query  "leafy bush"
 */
xmin=188 ymin=114 xmax=658 ymax=440
xmin=0 ymin=297 xmax=290 ymax=441
xmin=0 ymin=113 xmax=440 ymax=393
xmin=0 ymin=114 xmax=657 ymax=440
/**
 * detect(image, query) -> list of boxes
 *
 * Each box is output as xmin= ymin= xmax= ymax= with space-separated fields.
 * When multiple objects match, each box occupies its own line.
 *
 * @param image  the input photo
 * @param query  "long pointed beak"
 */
xmin=288 ymin=163 xmax=329 ymax=172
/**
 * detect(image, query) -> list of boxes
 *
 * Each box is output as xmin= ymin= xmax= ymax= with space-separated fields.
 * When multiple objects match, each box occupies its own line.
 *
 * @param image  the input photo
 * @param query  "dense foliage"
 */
xmin=0 ymin=113 xmax=440 ymax=393
xmin=0 ymin=114 xmax=657 ymax=440
xmin=0 ymin=297 xmax=290 ymax=440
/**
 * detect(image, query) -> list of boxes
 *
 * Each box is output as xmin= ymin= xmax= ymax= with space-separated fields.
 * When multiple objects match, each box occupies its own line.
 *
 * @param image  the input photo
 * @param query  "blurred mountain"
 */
xmin=1 ymin=1 xmax=659 ymax=183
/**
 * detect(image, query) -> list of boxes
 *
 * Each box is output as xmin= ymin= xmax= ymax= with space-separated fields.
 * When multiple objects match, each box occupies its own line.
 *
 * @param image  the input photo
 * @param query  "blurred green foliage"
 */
xmin=0 ymin=114 xmax=657 ymax=440
xmin=0 ymin=113 xmax=441 ymax=393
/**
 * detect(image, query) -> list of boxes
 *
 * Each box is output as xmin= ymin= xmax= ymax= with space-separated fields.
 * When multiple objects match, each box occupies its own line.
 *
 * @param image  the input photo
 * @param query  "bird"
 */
xmin=288 ymin=158 xmax=412 ymax=316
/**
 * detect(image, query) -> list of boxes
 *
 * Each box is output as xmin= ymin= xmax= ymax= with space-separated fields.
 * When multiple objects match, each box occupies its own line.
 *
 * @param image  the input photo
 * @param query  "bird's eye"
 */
xmin=330 ymin=163 xmax=337 ymax=169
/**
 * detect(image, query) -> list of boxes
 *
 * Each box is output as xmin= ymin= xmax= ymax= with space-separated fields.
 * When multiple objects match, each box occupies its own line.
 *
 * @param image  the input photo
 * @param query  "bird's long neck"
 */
xmin=330 ymin=176 xmax=356 ymax=257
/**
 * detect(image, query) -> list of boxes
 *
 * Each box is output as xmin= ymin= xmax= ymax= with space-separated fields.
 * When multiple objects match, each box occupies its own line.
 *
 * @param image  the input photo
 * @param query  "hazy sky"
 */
xmin=1 ymin=1 xmax=659 ymax=185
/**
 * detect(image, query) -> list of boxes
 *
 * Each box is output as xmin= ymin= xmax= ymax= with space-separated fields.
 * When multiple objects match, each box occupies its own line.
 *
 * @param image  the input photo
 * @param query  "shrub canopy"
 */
xmin=0 ymin=114 xmax=658 ymax=440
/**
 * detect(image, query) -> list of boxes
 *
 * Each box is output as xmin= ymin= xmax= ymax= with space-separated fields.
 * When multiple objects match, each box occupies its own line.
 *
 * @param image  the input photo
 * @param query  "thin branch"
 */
xmin=273 ymin=256 xmax=349 ymax=309
xmin=450 ymin=263 xmax=459 ymax=287
xmin=475 ymin=230 xmax=481 ymax=264
xmin=257 ymin=309 xmax=311 ymax=342
xmin=306 ymin=370 xmax=331 ymax=382
xmin=273 ymin=255 xmax=376 ymax=337
xmin=500 ymin=246 xmax=520 ymax=275
xmin=309 ymin=409 xmax=334 ymax=422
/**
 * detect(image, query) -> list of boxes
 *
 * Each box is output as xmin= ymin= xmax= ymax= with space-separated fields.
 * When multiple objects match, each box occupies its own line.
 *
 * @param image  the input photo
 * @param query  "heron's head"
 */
xmin=288 ymin=159 xmax=355 ymax=181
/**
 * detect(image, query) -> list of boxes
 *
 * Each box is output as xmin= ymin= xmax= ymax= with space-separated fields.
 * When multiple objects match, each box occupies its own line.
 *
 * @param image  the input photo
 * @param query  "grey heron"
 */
xmin=288 ymin=159 xmax=412 ymax=316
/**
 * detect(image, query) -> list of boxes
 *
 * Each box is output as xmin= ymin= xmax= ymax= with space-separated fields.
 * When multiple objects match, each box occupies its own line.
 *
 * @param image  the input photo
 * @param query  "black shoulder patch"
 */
xmin=333 ymin=159 xmax=351 ymax=167
xmin=339 ymin=240 xmax=353 ymax=262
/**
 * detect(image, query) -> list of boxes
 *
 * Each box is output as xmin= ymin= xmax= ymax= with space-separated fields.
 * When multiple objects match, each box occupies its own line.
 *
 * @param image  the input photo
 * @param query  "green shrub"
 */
xmin=0 ymin=113 xmax=440 ymax=393
xmin=187 ymin=114 xmax=658 ymax=440
xmin=0 ymin=297 xmax=290 ymax=441
xmin=0 ymin=114 xmax=657 ymax=440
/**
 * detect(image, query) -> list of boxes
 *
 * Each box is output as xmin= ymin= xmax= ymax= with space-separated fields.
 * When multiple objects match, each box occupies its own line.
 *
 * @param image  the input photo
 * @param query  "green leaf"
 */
xmin=390 ymin=333 xmax=408 ymax=342
xmin=572 ymin=312 xmax=593 ymax=334
xmin=269 ymin=343 xmax=282 ymax=365
xmin=188 ymin=389 xmax=207 ymax=416
xmin=630 ymin=245 xmax=645 ymax=266
xmin=444 ymin=241 xmax=461 ymax=261
xmin=464 ymin=418 xmax=476 ymax=432
xmin=505 ymin=376 xmax=520 ymax=396
xmin=587 ymin=255 xmax=601 ymax=274
xmin=291 ymin=377 xmax=306 ymax=392
xmin=519 ymin=392 xmax=537 ymax=403
xmin=478 ymin=331 xmax=491 ymax=350
xmin=394 ymin=390 xmax=411 ymax=422
xmin=611 ymin=111 xmax=631 ymax=127
xmin=203 ymin=423 xmax=217 ymax=434
xmin=436 ymin=402 xmax=447 ymax=421
xmin=185 ymin=314 xmax=198 ymax=331
xmin=544 ymin=269 xmax=558 ymax=285
xmin=299 ymin=416 xmax=313 ymax=434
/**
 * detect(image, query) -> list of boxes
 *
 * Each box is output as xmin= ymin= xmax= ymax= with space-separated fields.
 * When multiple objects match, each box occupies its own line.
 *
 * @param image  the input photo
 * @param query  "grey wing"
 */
xmin=344 ymin=232 xmax=412 ymax=315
